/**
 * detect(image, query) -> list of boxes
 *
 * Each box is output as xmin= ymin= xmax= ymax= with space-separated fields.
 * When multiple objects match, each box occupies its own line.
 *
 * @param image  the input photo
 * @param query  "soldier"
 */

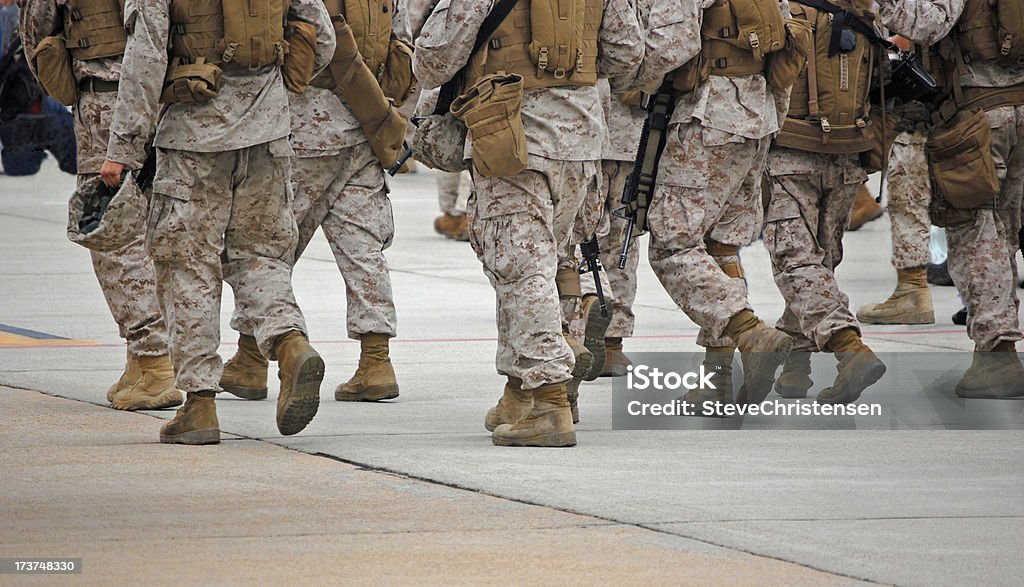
xmin=594 ymin=80 xmax=645 ymax=378
xmin=765 ymin=0 xmax=887 ymax=404
xmin=220 ymin=0 xmax=407 ymax=405
xmin=99 ymin=0 xmax=336 ymax=443
xmin=878 ymin=0 xmax=1024 ymax=398
xmin=858 ymin=35 xmax=938 ymax=326
xmin=432 ymin=170 xmax=471 ymax=241
xmin=634 ymin=0 xmax=796 ymax=406
xmin=414 ymin=0 xmax=643 ymax=447
xmin=20 ymin=0 xmax=182 ymax=412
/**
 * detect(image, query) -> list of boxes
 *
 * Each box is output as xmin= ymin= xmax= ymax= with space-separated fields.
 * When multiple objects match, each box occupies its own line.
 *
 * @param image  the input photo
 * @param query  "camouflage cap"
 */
xmin=66 ymin=174 xmax=147 ymax=252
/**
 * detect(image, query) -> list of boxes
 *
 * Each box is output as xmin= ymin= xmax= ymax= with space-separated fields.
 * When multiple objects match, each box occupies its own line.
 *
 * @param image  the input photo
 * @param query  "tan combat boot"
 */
xmin=847 ymin=185 xmax=884 ymax=231
xmin=274 ymin=331 xmax=324 ymax=436
xmin=580 ymin=294 xmax=612 ymax=381
xmin=433 ymin=213 xmax=469 ymax=241
xmin=492 ymin=382 xmax=577 ymax=447
xmin=566 ymin=377 xmax=581 ymax=424
xmin=220 ymin=334 xmax=269 ymax=400
xmin=955 ymin=342 xmax=1024 ymax=399
xmin=681 ymin=347 xmax=734 ymax=413
xmin=335 ymin=333 xmax=400 ymax=402
xmin=725 ymin=310 xmax=793 ymax=405
xmin=159 ymin=391 xmax=220 ymax=445
xmin=484 ymin=376 xmax=533 ymax=431
xmin=601 ymin=337 xmax=631 ymax=377
xmin=775 ymin=352 xmax=814 ymax=398
xmin=817 ymin=329 xmax=886 ymax=404
xmin=106 ymin=348 xmax=141 ymax=403
xmin=566 ymin=332 xmax=594 ymax=381
xmin=111 ymin=354 xmax=184 ymax=411
xmin=856 ymin=267 xmax=935 ymax=325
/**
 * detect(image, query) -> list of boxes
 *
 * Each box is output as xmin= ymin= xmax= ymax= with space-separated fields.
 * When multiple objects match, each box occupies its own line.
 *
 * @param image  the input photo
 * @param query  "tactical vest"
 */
xmin=671 ymin=0 xmax=787 ymax=94
xmin=464 ymin=0 xmax=603 ymax=91
xmin=953 ymin=0 xmax=1024 ymax=65
xmin=313 ymin=0 xmax=395 ymax=86
xmin=775 ymin=0 xmax=878 ymax=154
xmin=168 ymin=0 xmax=289 ymax=70
xmin=63 ymin=0 xmax=127 ymax=61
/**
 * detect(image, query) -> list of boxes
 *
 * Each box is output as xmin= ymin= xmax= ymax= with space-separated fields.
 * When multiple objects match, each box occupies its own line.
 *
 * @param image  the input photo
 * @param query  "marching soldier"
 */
xmin=414 ymin=0 xmax=643 ymax=447
xmin=99 ymin=0 xmax=336 ymax=443
xmin=20 ymin=0 xmax=182 ymax=412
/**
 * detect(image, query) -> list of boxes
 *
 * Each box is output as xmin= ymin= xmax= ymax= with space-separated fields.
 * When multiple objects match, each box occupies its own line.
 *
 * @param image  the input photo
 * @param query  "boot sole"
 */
xmin=111 ymin=390 xmax=184 ymax=411
xmin=492 ymin=431 xmax=577 ymax=447
xmin=220 ymin=385 xmax=269 ymax=401
xmin=581 ymin=296 xmax=612 ymax=382
xmin=600 ymin=362 xmax=629 ymax=378
xmin=738 ymin=339 xmax=794 ymax=405
xmin=954 ymin=383 xmax=1024 ymax=399
xmin=335 ymin=384 xmax=400 ymax=402
xmin=773 ymin=382 xmax=810 ymax=399
xmin=856 ymin=311 xmax=935 ymax=325
xmin=818 ymin=358 xmax=887 ymax=404
xmin=159 ymin=427 xmax=220 ymax=445
xmin=277 ymin=352 xmax=324 ymax=436
xmin=571 ymin=347 xmax=595 ymax=380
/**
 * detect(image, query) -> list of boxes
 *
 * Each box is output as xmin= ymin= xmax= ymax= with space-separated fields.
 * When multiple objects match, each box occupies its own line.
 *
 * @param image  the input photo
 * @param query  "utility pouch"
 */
xmin=859 ymin=106 xmax=899 ymax=174
xmin=451 ymin=72 xmax=528 ymax=178
xmin=380 ymin=38 xmax=416 ymax=107
xmin=32 ymin=36 xmax=78 ymax=106
xmin=618 ymin=91 xmax=644 ymax=107
xmin=925 ymin=109 xmax=999 ymax=210
xmin=765 ymin=19 xmax=813 ymax=93
xmin=283 ymin=20 xmax=317 ymax=93
xmin=529 ymin=0 xmax=587 ymax=77
xmin=670 ymin=55 xmax=709 ymax=96
xmin=160 ymin=58 xmax=223 ymax=104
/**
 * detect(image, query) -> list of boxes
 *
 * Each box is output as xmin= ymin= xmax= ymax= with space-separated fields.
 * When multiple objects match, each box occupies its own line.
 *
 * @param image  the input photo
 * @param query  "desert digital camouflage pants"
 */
xmin=587 ymin=159 xmax=638 ymax=339
xmin=469 ymin=156 xmax=598 ymax=389
xmin=887 ymin=131 xmax=932 ymax=270
xmin=76 ymin=90 xmax=167 ymax=357
xmin=647 ymin=122 xmax=769 ymax=343
xmin=764 ymin=148 xmax=865 ymax=351
xmin=437 ymin=170 xmax=470 ymax=216
xmin=943 ymin=105 xmax=1024 ymax=351
xmin=148 ymin=140 xmax=307 ymax=392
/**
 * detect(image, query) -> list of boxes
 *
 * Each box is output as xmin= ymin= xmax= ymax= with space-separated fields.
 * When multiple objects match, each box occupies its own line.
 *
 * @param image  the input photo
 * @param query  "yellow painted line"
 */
xmin=0 ymin=332 xmax=101 ymax=348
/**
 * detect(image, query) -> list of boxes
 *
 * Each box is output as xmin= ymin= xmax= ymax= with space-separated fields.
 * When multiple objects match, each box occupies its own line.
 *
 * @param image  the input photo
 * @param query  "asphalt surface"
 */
xmin=1 ymin=158 xmax=1022 ymax=585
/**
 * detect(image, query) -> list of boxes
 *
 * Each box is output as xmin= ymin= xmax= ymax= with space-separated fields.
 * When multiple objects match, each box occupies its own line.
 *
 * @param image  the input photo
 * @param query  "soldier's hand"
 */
xmin=100 ymin=160 xmax=125 ymax=187
xmin=888 ymin=35 xmax=912 ymax=52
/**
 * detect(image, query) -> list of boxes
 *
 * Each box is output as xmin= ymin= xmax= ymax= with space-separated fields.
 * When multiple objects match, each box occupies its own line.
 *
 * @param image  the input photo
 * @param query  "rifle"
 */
xmin=616 ymin=79 xmax=676 ymax=270
xmin=579 ymin=236 xmax=608 ymax=318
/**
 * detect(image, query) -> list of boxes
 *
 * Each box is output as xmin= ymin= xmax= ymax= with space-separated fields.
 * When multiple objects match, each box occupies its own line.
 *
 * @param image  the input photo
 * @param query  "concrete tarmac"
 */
xmin=1 ymin=159 xmax=1023 ymax=585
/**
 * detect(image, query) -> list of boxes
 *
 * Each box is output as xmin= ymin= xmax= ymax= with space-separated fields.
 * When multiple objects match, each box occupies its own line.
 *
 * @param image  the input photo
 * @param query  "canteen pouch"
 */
xmin=765 ymin=19 xmax=813 ymax=93
xmin=450 ymin=72 xmax=528 ymax=178
xmin=925 ymin=109 xmax=999 ymax=210
xmin=160 ymin=58 xmax=223 ymax=104
xmin=32 ymin=36 xmax=78 ymax=106
xmin=283 ymin=20 xmax=318 ymax=93
xmin=380 ymin=38 xmax=416 ymax=107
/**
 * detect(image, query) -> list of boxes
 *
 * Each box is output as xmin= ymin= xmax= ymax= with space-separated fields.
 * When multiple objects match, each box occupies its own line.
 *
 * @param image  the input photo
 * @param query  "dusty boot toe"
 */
xmin=220 ymin=334 xmax=269 ymax=400
xmin=111 ymin=355 xmax=183 ymax=411
xmin=159 ymin=392 xmax=220 ymax=445
xmin=817 ymin=351 xmax=886 ymax=404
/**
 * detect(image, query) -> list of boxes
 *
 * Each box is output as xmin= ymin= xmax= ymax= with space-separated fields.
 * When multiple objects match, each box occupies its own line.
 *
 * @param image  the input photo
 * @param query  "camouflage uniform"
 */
xmin=880 ymin=0 xmax=1024 ymax=351
xmin=764 ymin=150 xmax=865 ymax=350
xmin=887 ymin=130 xmax=933 ymax=270
xmin=413 ymin=0 xmax=643 ymax=390
xmin=436 ymin=171 xmax=470 ymax=217
xmin=229 ymin=86 xmax=398 ymax=341
xmin=105 ymin=1 xmax=335 ymax=392
xmin=635 ymin=0 xmax=791 ymax=344
xmin=20 ymin=1 xmax=167 ymax=358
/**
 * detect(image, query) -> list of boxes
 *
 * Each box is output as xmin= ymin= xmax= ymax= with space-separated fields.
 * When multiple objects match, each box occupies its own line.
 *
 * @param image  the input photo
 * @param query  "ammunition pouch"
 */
xmin=380 ymin=38 xmax=416 ymax=107
xmin=160 ymin=58 xmax=223 ymax=104
xmin=327 ymin=18 xmax=409 ymax=169
xmin=765 ymin=19 xmax=813 ymax=93
xmin=63 ymin=0 xmax=127 ymax=61
xmin=451 ymin=72 xmax=528 ymax=178
xmin=31 ymin=36 xmax=78 ymax=106
xmin=925 ymin=108 xmax=999 ymax=211
xmin=168 ymin=0 xmax=288 ymax=71
xmin=670 ymin=56 xmax=709 ymax=96
xmin=283 ymin=20 xmax=318 ymax=94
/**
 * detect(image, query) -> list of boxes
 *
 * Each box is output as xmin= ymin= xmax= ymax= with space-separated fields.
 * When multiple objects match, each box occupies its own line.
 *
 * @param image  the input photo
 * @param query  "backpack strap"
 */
xmin=433 ymin=0 xmax=520 ymax=115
